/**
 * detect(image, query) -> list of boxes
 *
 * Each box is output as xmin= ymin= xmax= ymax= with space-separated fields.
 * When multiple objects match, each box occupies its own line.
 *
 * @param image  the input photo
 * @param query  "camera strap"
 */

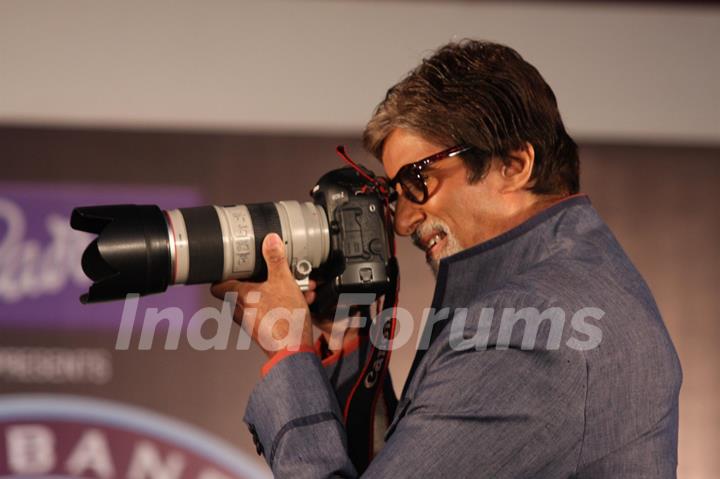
xmin=335 ymin=145 xmax=400 ymax=473
xmin=343 ymin=256 xmax=398 ymax=472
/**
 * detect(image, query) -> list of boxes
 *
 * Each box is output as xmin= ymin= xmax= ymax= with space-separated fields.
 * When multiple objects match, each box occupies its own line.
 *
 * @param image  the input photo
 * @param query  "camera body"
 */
xmin=70 ymin=166 xmax=393 ymax=304
xmin=310 ymin=167 xmax=391 ymax=295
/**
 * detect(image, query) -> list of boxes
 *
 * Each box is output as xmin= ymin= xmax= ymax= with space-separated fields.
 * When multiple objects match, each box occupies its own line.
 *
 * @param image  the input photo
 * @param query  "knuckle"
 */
xmin=268 ymin=255 xmax=284 ymax=264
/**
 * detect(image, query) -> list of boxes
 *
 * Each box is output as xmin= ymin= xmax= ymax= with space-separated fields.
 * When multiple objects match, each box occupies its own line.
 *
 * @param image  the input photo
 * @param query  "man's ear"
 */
xmin=500 ymin=143 xmax=535 ymax=193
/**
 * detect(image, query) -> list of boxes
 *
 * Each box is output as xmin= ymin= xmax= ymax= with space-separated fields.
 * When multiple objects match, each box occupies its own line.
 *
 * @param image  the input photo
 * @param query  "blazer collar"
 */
xmin=401 ymin=194 xmax=598 ymax=400
xmin=430 ymin=194 xmax=594 ymax=310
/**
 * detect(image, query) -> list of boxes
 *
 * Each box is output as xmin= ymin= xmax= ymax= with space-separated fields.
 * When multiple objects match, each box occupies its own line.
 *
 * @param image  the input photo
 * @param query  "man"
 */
xmin=212 ymin=40 xmax=682 ymax=477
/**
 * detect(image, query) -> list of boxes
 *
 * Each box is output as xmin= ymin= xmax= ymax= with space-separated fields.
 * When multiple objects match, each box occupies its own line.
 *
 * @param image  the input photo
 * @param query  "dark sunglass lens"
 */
xmin=400 ymin=170 xmax=426 ymax=203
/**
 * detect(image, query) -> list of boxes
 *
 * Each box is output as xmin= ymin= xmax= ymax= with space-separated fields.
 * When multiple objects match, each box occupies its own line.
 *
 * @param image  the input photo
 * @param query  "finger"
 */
xmin=303 ymin=290 xmax=316 ymax=305
xmin=262 ymin=233 xmax=291 ymax=280
xmin=230 ymin=305 xmax=245 ymax=326
xmin=307 ymin=279 xmax=317 ymax=291
xmin=210 ymin=280 xmax=240 ymax=300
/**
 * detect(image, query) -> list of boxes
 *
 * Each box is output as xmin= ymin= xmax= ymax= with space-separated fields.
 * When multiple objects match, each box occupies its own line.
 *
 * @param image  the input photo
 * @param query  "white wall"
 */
xmin=1 ymin=0 xmax=719 ymax=144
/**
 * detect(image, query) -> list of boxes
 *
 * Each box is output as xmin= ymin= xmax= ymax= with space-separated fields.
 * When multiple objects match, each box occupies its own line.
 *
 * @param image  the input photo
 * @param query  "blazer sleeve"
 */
xmin=244 ymin=352 xmax=357 ymax=478
xmin=243 ymin=328 xmax=587 ymax=478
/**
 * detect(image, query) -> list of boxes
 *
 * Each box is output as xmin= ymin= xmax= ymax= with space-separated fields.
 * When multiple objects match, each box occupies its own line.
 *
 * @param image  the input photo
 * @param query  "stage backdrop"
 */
xmin=0 ymin=126 xmax=718 ymax=478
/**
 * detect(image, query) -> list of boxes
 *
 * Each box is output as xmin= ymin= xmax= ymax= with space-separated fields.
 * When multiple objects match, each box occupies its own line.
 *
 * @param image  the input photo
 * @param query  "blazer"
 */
xmin=243 ymin=195 xmax=682 ymax=478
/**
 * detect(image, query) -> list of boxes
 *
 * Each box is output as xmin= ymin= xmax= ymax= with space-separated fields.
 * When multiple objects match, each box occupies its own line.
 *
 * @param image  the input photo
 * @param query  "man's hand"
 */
xmin=210 ymin=233 xmax=313 ymax=358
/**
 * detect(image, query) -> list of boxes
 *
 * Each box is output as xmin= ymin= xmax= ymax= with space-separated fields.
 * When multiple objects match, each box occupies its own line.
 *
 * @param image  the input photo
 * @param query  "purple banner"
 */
xmin=0 ymin=182 xmax=203 ymax=331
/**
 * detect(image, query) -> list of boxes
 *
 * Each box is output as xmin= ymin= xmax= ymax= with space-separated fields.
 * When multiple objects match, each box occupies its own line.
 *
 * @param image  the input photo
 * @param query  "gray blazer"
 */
xmin=244 ymin=196 xmax=682 ymax=478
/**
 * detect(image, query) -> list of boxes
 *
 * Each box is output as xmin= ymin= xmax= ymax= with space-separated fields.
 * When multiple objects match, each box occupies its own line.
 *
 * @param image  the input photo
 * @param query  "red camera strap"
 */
xmin=335 ymin=145 xmax=399 ymax=473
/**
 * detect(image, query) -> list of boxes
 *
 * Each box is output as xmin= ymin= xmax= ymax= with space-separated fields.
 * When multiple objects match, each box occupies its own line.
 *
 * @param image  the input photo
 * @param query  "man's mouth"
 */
xmin=422 ymin=230 xmax=447 ymax=259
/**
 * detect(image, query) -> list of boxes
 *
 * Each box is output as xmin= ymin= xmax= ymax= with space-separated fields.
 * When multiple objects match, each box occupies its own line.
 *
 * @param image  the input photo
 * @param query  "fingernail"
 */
xmin=267 ymin=233 xmax=282 ymax=248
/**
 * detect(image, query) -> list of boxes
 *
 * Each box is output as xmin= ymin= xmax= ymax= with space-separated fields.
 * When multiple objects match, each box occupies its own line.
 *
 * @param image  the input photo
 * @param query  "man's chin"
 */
xmin=427 ymin=251 xmax=444 ymax=277
xmin=428 ymin=258 xmax=440 ymax=277
xmin=427 ymin=246 xmax=464 ymax=277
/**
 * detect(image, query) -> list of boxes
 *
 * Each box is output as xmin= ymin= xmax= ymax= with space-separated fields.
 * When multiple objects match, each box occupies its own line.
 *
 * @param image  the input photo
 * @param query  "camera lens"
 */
xmin=71 ymin=201 xmax=329 ymax=302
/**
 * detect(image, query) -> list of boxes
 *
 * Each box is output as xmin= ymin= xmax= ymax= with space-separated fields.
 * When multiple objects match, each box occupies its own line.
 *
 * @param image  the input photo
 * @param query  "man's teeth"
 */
xmin=427 ymin=234 xmax=443 ymax=251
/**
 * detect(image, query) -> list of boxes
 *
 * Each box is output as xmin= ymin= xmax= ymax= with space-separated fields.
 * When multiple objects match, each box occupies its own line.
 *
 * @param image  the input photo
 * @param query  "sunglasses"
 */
xmin=388 ymin=144 xmax=474 ymax=204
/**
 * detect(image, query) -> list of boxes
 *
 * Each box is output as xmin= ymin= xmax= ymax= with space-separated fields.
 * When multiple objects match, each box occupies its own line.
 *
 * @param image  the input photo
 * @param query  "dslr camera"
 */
xmin=71 ymin=167 xmax=395 ymax=308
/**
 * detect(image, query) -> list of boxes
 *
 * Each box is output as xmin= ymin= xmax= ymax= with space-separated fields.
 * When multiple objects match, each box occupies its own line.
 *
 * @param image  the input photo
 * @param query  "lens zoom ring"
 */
xmin=181 ymin=206 xmax=225 ymax=284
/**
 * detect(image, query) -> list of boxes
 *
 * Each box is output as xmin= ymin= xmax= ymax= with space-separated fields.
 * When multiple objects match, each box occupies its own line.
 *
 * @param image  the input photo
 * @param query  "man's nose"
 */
xmin=393 ymin=195 xmax=425 ymax=236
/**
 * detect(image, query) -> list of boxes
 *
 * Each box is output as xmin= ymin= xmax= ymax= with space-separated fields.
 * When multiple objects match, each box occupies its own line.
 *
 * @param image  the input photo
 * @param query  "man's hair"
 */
xmin=363 ymin=40 xmax=579 ymax=195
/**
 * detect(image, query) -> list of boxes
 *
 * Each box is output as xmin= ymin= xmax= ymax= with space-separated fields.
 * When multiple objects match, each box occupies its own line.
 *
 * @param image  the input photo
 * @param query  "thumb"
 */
xmin=262 ymin=233 xmax=290 ymax=279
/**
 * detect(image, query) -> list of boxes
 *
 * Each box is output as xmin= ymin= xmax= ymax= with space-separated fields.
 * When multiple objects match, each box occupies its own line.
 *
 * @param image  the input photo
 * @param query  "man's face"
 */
xmin=382 ymin=128 xmax=519 ymax=274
